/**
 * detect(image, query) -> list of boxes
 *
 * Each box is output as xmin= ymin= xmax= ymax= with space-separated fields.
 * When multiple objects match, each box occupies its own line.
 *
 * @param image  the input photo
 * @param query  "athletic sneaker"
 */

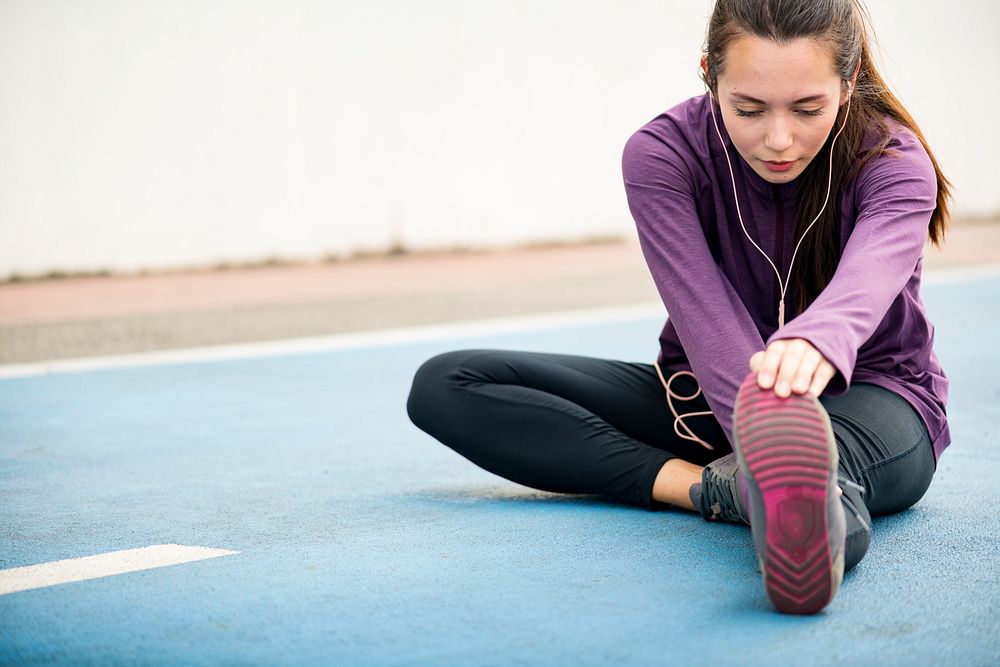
xmin=697 ymin=452 xmax=751 ymax=525
xmin=732 ymin=371 xmax=846 ymax=615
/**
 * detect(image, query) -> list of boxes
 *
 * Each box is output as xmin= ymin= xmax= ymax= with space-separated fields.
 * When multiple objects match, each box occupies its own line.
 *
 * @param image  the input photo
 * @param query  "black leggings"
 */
xmin=406 ymin=349 xmax=937 ymax=571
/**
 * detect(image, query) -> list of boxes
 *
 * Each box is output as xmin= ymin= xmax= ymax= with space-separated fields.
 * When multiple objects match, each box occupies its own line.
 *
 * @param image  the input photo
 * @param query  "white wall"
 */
xmin=1 ymin=0 xmax=997 ymax=280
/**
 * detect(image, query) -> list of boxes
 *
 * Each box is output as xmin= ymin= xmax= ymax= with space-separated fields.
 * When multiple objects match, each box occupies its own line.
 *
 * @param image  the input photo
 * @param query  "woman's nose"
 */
xmin=764 ymin=117 xmax=794 ymax=153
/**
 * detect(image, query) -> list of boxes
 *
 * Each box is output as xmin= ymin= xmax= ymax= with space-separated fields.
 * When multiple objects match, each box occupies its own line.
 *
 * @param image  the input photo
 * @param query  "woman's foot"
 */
xmin=732 ymin=371 xmax=846 ymax=615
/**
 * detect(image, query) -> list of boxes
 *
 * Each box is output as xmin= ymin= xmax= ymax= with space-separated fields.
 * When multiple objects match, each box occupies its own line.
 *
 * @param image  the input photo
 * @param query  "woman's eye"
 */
xmin=733 ymin=107 xmax=825 ymax=118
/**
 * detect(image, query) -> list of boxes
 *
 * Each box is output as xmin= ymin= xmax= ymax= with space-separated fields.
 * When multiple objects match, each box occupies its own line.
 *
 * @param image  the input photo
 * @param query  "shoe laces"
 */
xmin=837 ymin=476 xmax=870 ymax=532
xmin=702 ymin=456 xmax=749 ymax=524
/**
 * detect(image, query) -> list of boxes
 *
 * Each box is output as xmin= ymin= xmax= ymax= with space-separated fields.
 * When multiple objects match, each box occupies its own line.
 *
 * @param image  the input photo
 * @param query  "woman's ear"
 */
xmin=841 ymin=58 xmax=861 ymax=105
xmin=840 ymin=78 xmax=854 ymax=106
xmin=700 ymin=54 xmax=710 ymax=81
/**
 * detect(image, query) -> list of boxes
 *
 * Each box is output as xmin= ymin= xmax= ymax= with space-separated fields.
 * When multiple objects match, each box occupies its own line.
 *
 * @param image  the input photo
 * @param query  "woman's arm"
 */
xmin=623 ymin=128 xmax=765 ymax=445
xmin=764 ymin=127 xmax=937 ymax=394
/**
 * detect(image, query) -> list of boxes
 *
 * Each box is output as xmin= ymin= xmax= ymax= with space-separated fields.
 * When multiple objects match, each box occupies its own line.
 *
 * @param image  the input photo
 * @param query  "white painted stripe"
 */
xmin=1 ymin=261 xmax=997 ymax=380
xmin=0 ymin=302 xmax=665 ymax=379
xmin=0 ymin=544 xmax=239 ymax=595
xmin=921 ymin=262 xmax=1000 ymax=285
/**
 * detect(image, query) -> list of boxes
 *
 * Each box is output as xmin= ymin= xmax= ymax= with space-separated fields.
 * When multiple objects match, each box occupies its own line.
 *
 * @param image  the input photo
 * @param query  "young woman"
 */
xmin=406 ymin=0 xmax=950 ymax=615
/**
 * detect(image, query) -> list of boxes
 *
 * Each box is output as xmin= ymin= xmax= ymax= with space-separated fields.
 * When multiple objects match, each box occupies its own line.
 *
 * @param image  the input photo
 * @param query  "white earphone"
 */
xmin=703 ymin=59 xmax=860 ymax=328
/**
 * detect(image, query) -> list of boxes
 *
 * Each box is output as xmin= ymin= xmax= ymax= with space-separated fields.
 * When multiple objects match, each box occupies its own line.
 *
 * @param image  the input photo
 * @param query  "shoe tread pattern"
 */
xmin=734 ymin=374 xmax=839 ymax=615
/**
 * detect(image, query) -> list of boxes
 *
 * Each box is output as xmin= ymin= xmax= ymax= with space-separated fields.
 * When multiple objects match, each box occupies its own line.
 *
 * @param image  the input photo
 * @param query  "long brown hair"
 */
xmin=700 ymin=0 xmax=951 ymax=314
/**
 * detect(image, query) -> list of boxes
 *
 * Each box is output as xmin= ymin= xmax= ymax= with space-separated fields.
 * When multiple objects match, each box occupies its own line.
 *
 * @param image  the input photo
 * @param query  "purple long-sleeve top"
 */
xmin=622 ymin=93 xmax=950 ymax=461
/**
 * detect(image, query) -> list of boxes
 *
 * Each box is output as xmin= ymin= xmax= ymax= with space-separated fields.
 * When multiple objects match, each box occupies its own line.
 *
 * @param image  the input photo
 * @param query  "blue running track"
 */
xmin=2 ymin=274 xmax=999 ymax=666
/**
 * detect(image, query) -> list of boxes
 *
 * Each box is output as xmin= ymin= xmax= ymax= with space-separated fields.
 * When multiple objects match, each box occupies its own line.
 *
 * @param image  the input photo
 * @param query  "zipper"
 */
xmin=772 ymin=184 xmax=785 ymax=323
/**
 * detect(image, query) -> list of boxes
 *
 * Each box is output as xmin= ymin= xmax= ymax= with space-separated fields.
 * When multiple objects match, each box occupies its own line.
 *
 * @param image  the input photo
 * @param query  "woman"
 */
xmin=406 ymin=0 xmax=950 ymax=615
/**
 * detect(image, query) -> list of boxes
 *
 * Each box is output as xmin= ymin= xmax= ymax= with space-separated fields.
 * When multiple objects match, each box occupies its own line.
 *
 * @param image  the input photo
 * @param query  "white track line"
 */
xmin=920 ymin=262 xmax=1000 ymax=285
xmin=1 ymin=262 xmax=997 ymax=380
xmin=0 ymin=544 xmax=239 ymax=596
xmin=0 ymin=302 xmax=664 ymax=379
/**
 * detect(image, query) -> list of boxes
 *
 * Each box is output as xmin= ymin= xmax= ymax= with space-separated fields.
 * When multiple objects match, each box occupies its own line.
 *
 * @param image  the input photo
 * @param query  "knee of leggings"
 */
xmin=406 ymin=349 xmax=477 ymax=430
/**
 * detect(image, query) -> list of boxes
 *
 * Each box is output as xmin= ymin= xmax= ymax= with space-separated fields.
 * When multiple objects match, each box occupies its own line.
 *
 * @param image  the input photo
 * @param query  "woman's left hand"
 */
xmin=749 ymin=338 xmax=836 ymax=398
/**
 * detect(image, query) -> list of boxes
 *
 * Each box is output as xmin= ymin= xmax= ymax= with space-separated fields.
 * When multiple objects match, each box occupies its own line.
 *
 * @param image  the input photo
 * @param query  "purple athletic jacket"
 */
xmin=622 ymin=93 xmax=950 ymax=461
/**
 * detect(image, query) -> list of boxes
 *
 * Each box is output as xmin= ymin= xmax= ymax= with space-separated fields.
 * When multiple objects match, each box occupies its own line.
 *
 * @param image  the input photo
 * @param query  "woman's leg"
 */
xmin=406 ymin=349 xmax=729 ymax=510
xmin=820 ymin=383 xmax=937 ymax=571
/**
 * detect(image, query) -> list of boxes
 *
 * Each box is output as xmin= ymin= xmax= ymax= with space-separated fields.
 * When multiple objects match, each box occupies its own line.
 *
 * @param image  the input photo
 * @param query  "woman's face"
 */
xmin=712 ymin=35 xmax=850 ymax=184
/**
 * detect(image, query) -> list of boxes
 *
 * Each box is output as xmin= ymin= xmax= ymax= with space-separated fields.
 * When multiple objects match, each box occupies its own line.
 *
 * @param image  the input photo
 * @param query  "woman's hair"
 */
xmin=700 ymin=0 xmax=951 ymax=314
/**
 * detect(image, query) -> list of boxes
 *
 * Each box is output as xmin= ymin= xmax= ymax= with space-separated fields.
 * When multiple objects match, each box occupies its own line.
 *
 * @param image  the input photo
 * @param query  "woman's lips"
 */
xmin=764 ymin=160 xmax=795 ymax=172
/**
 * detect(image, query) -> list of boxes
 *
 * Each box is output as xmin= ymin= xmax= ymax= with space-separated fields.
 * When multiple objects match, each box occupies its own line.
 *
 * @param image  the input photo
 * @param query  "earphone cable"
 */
xmin=706 ymin=84 xmax=854 ymax=327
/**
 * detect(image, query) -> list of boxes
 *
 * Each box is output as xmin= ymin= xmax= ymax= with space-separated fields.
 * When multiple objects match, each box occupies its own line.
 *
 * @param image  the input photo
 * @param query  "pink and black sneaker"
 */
xmin=732 ymin=371 xmax=847 ymax=615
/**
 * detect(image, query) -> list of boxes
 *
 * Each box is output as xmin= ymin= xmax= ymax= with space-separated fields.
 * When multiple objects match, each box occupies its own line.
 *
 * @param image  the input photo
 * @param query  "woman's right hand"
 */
xmin=749 ymin=338 xmax=836 ymax=398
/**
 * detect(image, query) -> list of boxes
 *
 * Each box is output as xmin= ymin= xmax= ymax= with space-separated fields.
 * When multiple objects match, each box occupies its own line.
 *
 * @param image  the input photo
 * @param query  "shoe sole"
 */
xmin=733 ymin=373 xmax=841 ymax=615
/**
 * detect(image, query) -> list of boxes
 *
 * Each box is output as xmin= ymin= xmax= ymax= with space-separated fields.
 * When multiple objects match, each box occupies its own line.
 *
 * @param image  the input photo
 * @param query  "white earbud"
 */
xmin=706 ymin=84 xmax=853 ymax=328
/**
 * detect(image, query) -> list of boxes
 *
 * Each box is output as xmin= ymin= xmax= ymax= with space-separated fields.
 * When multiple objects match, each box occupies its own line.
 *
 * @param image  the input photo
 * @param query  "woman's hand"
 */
xmin=749 ymin=338 xmax=836 ymax=398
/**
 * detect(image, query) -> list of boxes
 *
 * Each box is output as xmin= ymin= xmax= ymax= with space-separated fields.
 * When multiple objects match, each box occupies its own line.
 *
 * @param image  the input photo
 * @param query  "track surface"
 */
xmin=1 ymin=275 xmax=998 ymax=666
